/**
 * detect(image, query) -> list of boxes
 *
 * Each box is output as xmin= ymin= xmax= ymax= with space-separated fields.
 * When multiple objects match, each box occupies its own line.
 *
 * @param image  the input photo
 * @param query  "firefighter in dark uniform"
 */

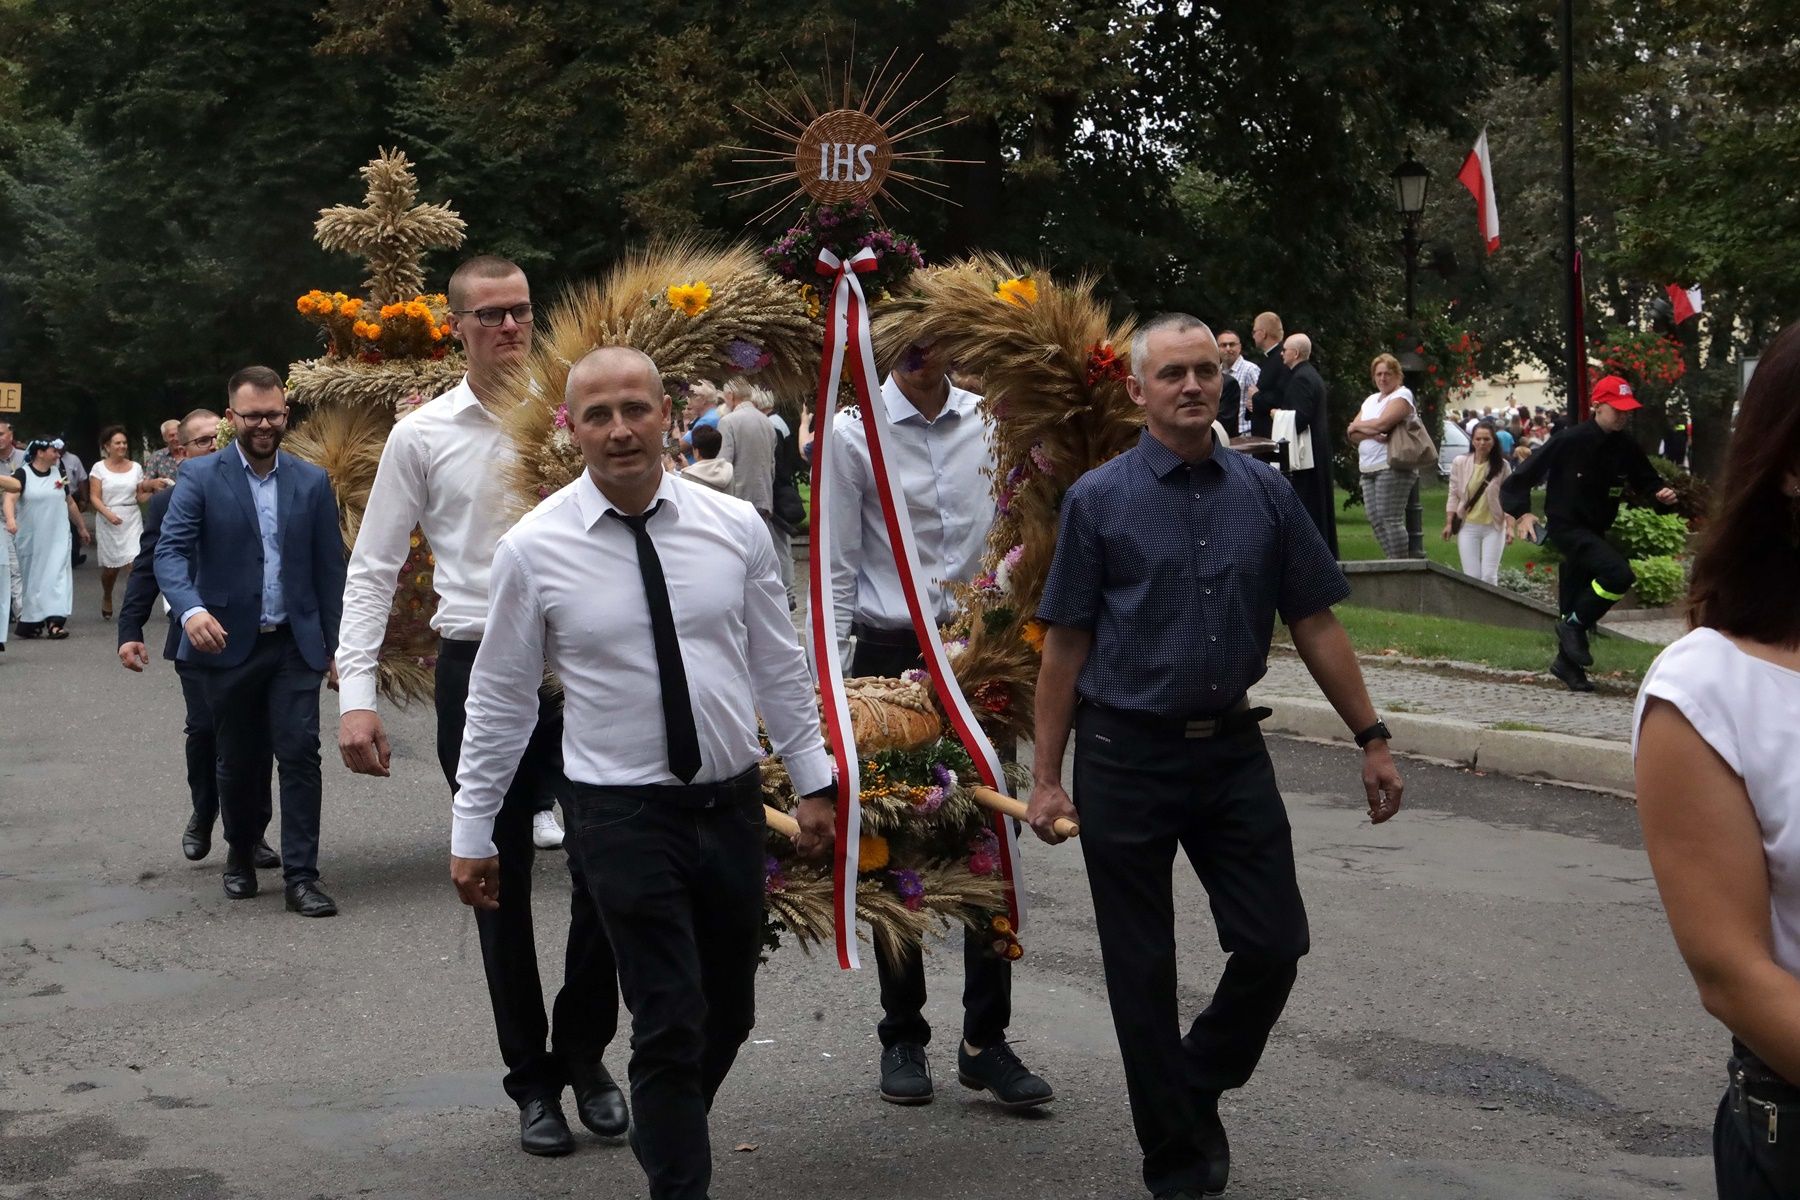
xmin=1500 ymin=374 xmax=1679 ymax=691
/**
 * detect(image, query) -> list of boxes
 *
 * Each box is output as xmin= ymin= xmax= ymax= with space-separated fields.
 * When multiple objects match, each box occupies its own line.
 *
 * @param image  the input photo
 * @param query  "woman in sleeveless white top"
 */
xmin=1345 ymin=354 xmax=1417 ymax=559
xmin=1634 ymin=318 xmax=1800 ymax=1197
xmin=89 ymin=427 xmax=148 ymax=618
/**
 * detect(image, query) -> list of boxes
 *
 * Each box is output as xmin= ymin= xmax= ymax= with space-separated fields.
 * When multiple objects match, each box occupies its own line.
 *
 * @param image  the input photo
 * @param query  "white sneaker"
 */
xmin=532 ymin=809 xmax=565 ymax=849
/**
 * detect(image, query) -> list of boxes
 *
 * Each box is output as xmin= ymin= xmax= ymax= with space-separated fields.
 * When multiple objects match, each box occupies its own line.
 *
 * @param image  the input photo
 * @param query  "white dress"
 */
xmin=92 ymin=460 xmax=144 ymax=569
xmin=1635 ymin=627 xmax=1800 ymax=979
xmin=14 ymin=465 xmax=73 ymax=622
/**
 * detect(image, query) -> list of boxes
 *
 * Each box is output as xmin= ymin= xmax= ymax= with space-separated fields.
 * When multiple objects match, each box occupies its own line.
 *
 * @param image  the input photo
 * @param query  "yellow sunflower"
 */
xmin=996 ymin=276 xmax=1038 ymax=307
xmin=666 ymin=281 xmax=713 ymax=317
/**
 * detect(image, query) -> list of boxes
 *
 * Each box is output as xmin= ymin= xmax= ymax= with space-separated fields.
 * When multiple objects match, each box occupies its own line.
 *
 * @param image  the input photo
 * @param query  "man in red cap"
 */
xmin=1500 ymin=374 xmax=1677 ymax=689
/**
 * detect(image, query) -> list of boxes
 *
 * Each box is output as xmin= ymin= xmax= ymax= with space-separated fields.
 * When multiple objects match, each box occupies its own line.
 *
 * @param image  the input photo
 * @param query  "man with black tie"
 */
xmin=118 ymin=407 xmax=277 ymax=868
xmin=453 ymin=346 xmax=836 ymax=1200
xmin=155 ymin=367 xmax=346 ymax=916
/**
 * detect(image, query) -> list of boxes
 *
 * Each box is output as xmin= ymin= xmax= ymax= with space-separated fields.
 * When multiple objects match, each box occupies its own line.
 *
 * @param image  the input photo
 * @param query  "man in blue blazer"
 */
xmin=155 ymin=367 xmax=347 ymax=916
xmin=119 ymin=406 xmax=277 ymax=867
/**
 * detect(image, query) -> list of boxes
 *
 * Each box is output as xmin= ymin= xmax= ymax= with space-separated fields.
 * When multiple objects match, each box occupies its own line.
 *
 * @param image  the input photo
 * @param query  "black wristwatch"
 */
xmin=1354 ymin=720 xmax=1392 ymax=749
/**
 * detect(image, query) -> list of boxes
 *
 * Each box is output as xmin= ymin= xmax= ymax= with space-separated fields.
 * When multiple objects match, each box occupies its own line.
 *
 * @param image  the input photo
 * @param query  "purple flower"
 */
xmin=918 ymin=786 xmax=946 ymax=815
xmin=727 ymin=339 xmax=770 ymax=371
xmin=553 ymin=404 xmax=570 ymax=430
xmin=931 ymin=762 xmax=956 ymax=794
xmin=890 ymin=867 xmax=925 ymax=911
xmin=763 ymin=855 xmax=788 ymax=895
xmin=1029 ymin=443 xmax=1052 ymax=474
xmin=902 ymin=668 xmax=929 ymax=684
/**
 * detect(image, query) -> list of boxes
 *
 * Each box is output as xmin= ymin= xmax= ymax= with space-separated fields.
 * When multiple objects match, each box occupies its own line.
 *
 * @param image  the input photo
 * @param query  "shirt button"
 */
xmin=1199 ymin=539 xmax=1207 ymax=546
xmin=1211 ymin=684 xmax=1219 ymax=691
xmin=1209 ymin=635 xmax=1217 ymax=642
xmin=1204 ymin=587 xmax=1212 ymax=595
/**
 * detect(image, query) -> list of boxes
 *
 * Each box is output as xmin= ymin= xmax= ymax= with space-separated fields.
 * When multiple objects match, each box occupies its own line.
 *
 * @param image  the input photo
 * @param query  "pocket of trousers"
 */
xmin=566 ymin=797 xmax=646 ymax=840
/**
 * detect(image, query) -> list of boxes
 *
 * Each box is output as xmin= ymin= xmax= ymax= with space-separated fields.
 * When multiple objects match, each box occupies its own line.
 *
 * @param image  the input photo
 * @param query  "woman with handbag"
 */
xmin=1442 ymin=421 xmax=1514 ymax=583
xmin=1635 ymin=319 xmax=1800 ymax=1199
xmin=1347 ymin=353 xmax=1421 ymax=558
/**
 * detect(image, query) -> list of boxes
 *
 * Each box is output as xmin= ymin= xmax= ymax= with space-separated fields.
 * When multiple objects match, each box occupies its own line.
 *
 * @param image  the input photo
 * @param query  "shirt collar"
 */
xmin=1135 ymin=428 xmax=1223 ymax=479
xmin=880 ymin=374 xmax=976 ymax=426
xmin=234 ymin=441 xmax=280 ymax=477
xmin=573 ymin=467 xmax=683 ymax=531
xmin=448 ymin=375 xmax=486 ymax=417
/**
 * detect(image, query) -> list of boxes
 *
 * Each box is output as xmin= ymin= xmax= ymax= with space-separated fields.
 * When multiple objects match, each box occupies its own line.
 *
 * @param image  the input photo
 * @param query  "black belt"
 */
xmin=1731 ymin=1041 xmax=1800 ymax=1145
xmin=850 ymin=621 xmax=922 ymax=650
xmin=1081 ymin=696 xmax=1268 ymax=739
xmin=257 ymin=622 xmax=290 ymax=636
xmin=568 ymin=765 xmax=760 ymax=811
xmin=438 ymin=636 xmax=481 ymax=663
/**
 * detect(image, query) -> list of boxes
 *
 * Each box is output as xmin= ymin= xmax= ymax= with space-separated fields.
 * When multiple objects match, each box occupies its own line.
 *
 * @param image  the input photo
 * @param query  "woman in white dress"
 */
xmin=0 ymin=469 xmax=18 ymax=654
xmin=3 ymin=439 xmax=90 ymax=639
xmin=88 ymin=425 xmax=156 ymax=619
xmin=1635 ymin=320 xmax=1800 ymax=1198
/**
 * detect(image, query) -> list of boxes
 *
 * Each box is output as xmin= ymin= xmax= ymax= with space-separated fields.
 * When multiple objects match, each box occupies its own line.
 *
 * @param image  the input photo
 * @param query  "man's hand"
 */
xmin=451 ymin=855 xmax=501 ymax=910
xmin=326 ymin=661 xmax=340 ymax=692
xmin=76 ymin=524 xmax=92 ymax=546
xmin=3 ymin=515 xmax=14 ymax=535
xmin=1362 ymin=743 xmax=1404 ymax=824
xmin=793 ymin=792 xmax=835 ymax=859
xmin=1514 ymin=513 xmax=1538 ymax=543
xmin=118 ymin=641 xmax=150 ymax=672
xmin=1026 ymin=779 xmax=1079 ymax=845
xmin=339 ymin=709 xmax=392 ymax=777
xmin=183 ymin=610 xmax=227 ymax=654
xmin=1655 ymin=486 xmax=1678 ymax=506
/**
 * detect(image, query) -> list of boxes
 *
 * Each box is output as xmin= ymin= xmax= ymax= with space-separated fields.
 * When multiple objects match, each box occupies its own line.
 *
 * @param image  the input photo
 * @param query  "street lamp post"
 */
xmin=1392 ymin=152 xmax=1431 ymax=558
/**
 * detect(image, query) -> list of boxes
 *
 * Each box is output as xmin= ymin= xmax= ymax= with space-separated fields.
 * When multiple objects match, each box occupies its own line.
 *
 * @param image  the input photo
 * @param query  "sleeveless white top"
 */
xmin=1634 ymin=627 xmax=1800 ymax=979
xmin=1357 ymin=386 xmax=1415 ymax=473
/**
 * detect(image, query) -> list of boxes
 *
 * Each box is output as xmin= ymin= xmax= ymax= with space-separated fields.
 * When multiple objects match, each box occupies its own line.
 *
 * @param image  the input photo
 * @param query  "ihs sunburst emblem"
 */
xmin=720 ymin=50 xmax=972 ymax=224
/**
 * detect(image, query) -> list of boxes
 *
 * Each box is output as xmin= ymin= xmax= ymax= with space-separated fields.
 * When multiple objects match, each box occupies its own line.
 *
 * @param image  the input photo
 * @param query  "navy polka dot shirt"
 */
xmin=1037 ymin=430 xmax=1350 ymax=718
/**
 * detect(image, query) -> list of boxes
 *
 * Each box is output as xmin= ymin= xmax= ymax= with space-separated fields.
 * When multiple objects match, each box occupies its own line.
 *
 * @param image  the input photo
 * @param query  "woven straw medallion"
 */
xmin=795 ymin=110 xmax=894 ymax=204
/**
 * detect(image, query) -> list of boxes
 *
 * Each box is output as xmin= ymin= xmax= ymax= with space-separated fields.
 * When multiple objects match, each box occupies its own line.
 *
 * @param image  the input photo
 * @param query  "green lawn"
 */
xmin=1277 ymin=603 xmax=1663 ymax=682
xmin=1335 ymin=481 xmax=1549 ymax=576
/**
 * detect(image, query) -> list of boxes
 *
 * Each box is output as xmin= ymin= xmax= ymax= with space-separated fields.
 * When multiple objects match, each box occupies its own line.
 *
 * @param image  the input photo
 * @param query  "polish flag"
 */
xmin=1457 ymin=129 xmax=1500 ymax=254
xmin=1666 ymin=283 xmax=1704 ymax=323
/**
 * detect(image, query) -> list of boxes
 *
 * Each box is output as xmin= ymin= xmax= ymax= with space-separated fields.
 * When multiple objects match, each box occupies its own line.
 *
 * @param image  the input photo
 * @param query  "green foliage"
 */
xmin=1610 ymin=506 xmax=1688 ymax=558
xmin=1647 ymin=455 xmax=1713 ymax=521
xmin=1628 ymin=555 xmax=1686 ymax=608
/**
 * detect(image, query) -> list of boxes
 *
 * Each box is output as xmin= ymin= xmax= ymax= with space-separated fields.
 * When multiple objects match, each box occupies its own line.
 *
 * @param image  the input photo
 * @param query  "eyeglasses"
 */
xmin=453 ymin=303 xmax=534 ymax=328
xmin=232 ymin=411 xmax=287 ymax=427
xmin=185 ymin=434 xmax=218 ymax=448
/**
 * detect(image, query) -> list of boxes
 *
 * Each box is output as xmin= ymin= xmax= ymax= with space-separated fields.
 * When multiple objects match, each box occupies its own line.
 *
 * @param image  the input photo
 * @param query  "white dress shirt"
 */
xmin=337 ymin=377 xmax=519 ymax=713
xmin=1228 ymin=357 xmax=1261 ymax=434
xmin=452 ymin=470 xmax=832 ymax=859
xmin=826 ymin=375 xmax=995 ymax=665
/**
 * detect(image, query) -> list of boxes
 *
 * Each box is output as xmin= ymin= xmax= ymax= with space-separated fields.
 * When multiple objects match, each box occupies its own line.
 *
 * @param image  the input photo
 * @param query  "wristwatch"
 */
xmin=1354 ymin=720 xmax=1392 ymax=749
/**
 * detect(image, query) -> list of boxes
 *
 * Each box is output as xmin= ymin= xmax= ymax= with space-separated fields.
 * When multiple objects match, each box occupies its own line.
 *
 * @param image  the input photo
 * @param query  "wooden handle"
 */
xmin=764 ymin=805 xmax=800 ymax=838
xmin=971 ymin=785 xmax=1079 ymax=839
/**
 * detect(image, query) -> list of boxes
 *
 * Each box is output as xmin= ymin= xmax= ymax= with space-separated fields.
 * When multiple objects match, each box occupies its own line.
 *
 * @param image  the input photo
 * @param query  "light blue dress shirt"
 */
xmin=239 ymin=445 xmax=286 ymax=627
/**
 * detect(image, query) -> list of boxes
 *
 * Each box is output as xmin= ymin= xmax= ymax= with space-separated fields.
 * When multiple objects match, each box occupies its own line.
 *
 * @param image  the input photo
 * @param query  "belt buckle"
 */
xmin=1183 ymin=718 xmax=1220 ymax=739
xmin=259 ymin=623 xmax=278 ymax=634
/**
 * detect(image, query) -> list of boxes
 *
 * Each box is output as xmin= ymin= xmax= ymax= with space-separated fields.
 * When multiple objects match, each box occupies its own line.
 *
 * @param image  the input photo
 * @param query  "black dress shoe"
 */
xmin=284 ymin=880 xmax=338 ymax=917
xmin=222 ymin=848 xmax=257 ymax=899
xmin=182 ymin=813 xmax=213 ymax=861
xmin=956 ymin=1040 xmax=1053 ymax=1109
xmin=569 ymin=1062 xmax=629 ymax=1137
xmin=519 ymin=1096 xmax=575 ymax=1156
xmin=1196 ymin=1093 xmax=1230 ymax=1196
xmin=252 ymin=839 xmax=280 ymax=870
xmin=1556 ymin=618 xmax=1593 ymax=667
xmin=879 ymin=1042 xmax=933 ymax=1105
xmin=1549 ymin=653 xmax=1595 ymax=693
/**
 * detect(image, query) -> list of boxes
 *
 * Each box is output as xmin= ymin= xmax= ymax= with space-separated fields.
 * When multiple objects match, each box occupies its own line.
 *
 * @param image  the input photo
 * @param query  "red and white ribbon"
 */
xmin=810 ymin=248 xmax=1026 ymax=971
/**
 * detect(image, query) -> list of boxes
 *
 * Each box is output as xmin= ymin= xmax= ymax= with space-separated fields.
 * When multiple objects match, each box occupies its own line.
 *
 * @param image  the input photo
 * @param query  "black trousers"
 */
xmin=1551 ymin=524 xmax=1635 ymax=628
xmin=1072 ymin=702 xmax=1309 ymax=1198
xmin=201 ymin=627 xmax=323 ymax=884
xmin=434 ymin=647 xmax=619 ymax=1105
xmin=563 ymin=771 xmax=766 ymax=1200
xmin=1715 ymin=1044 xmax=1800 ymax=1199
xmin=851 ymin=630 xmax=1012 ymax=1050
xmin=177 ymin=659 xmax=270 ymax=829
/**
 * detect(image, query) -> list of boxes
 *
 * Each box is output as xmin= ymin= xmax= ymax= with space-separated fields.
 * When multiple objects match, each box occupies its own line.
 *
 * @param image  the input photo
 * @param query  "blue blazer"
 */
xmin=154 ymin=448 xmax=346 ymax=672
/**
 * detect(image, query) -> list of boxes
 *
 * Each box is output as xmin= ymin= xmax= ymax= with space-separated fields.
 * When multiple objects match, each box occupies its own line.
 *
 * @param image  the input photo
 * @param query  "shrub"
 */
xmin=1612 ymin=506 xmax=1689 ymax=558
xmin=1645 ymin=455 xmax=1713 ymax=521
xmin=1630 ymin=555 xmax=1686 ymax=607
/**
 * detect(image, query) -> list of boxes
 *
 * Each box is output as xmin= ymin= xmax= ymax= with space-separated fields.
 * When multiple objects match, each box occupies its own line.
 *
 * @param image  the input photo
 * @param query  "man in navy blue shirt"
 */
xmin=1027 ymin=313 xmax=1405 ymax=1200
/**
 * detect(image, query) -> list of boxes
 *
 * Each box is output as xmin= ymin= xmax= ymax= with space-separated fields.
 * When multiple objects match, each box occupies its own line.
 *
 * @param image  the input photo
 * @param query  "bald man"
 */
xmin=1246 ymin=311 xmax=1289 ymax=439
xmin=1274 ymin=333 xmax=1339 ymax=555
xmin=454 ymin=346 xmax=837 ymax=1200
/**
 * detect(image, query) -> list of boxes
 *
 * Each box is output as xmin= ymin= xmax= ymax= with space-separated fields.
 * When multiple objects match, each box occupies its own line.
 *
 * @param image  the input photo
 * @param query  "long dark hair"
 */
xmin=1688 ymin=320 xmax=1800 ymax=645
xmin=1468 ymin=419 xmax=1507 ymax=484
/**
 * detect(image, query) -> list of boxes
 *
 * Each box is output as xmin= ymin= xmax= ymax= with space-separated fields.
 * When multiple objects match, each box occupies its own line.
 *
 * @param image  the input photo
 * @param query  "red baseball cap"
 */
xmin=1591 ymin=375 xmax=1642 ymax=411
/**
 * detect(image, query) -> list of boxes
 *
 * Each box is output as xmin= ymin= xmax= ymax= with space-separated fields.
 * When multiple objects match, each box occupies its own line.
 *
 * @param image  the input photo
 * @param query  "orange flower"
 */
xmin=1021 ymin=620 xmax=1046 ymax=653
xmin=857 ymin=835 xmax=890 ymax=872
xmin=996 ymin=276 xmax=1038 ymax=307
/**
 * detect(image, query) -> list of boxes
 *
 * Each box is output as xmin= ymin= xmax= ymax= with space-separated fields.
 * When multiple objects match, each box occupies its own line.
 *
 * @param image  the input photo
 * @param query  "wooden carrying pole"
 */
xmin=764 ymin=790 xmax=1078 ymax=839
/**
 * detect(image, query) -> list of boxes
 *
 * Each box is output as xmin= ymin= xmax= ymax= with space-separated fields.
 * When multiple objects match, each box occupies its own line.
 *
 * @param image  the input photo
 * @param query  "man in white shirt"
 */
xmin=825 ymin=340 xmax=1053 ymax=1111
xmin=336 ymin=256 xmax=624 ymax=1157
xmin=453 ymin=345 xmax=836 ymax=1200
xmin=1218 ymin=328 xmax=1260 ymax=436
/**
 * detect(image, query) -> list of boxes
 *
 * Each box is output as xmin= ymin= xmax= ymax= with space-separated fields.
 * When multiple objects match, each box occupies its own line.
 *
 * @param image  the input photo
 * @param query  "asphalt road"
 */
xmin=1 ymin=567 xmax=1720 ymax=1199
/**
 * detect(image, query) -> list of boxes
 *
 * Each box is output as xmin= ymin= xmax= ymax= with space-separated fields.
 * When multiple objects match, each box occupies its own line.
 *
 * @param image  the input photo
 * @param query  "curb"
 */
xmin=1256 ymin=695 xmax=1635 ymax=796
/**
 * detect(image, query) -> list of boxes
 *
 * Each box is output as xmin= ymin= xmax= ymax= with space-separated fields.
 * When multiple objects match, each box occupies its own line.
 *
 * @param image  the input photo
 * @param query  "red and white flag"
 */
xmin=1457 ymin=129 xmax=1500 ymax=254
xmin=1666 ymin=283 xmax=1704 ymax=323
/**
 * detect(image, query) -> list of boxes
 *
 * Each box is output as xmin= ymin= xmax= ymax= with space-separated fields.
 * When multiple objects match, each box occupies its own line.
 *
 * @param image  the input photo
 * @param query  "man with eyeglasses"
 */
xmin=119 ymin=407 xmax=279 ymax=867
xmin=1217 ymin=329 xmax=1259 ymax=437
xmin=336 ymin=255 xmax=626 ymax=1157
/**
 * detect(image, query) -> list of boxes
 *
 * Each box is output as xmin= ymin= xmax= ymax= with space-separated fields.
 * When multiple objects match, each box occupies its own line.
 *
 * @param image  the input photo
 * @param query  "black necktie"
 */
xmin=610 ymin=503 xmax=702 ymax=783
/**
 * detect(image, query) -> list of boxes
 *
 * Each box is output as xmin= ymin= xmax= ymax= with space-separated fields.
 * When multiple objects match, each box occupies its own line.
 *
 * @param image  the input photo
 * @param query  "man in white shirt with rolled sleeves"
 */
xmin=826 ymin=339 xmax=1053 ymax=1111
xmin=453 ymin=345 xmax=836 ymax=1200
xmin=335 ymin=255 xmax=625 ymax=1158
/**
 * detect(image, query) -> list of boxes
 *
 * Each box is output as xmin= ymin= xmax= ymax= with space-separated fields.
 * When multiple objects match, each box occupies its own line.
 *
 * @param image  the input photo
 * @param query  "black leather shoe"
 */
xmin=879 ymin=1042 xmax=933 ymax=1105
xmin=182 ymin=813 xmax=212 ymax=861
xmin=222 ymin=848 xmax=257 ymax=899
xmin=956 ymin=1040 xmax=1053 ymax=1109
xmin=284 ymin=880 xmax=338 ymax=918
xmin=519 ymin=1096 xmax=576 ymax=1156
xmin=569 ymin=1061 xmax=629 ymax=1137
xmin=252 ymin=839 xmax=280 ymax=870
xmin=1196 ymin=1092 xmax=1230 ymax=1196
xmin=1556 ymin=619 xmax=1593 ymax=667
xmin=1549 ymin=653 xmax=1595 ymax=693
